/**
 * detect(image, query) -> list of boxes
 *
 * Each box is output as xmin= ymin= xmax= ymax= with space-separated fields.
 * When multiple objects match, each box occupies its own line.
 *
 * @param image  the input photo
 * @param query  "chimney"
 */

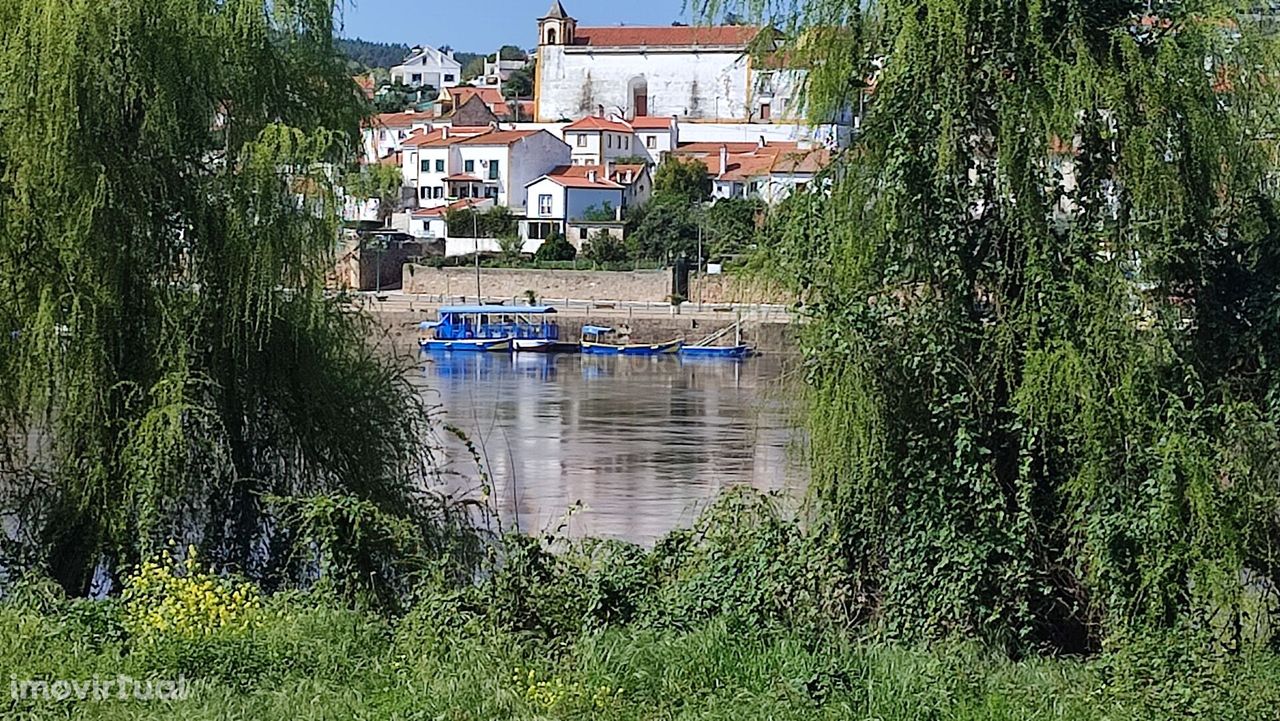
xmin=759 ymin=135 xmax=767 ymax=149
xmin=719 ymin=145 xmax=729 ymax=175
xmin=587 ymin=169 xmax=598 ymax=183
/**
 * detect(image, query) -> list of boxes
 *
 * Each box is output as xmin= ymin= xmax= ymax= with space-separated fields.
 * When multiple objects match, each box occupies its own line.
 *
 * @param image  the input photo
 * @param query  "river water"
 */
xmin=415 ymin=352 xmax=806 ymax=545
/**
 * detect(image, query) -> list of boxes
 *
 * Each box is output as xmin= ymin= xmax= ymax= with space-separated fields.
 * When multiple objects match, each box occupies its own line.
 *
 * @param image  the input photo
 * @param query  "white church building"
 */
xmin=533 ymin=1 xmax=803 ymax=125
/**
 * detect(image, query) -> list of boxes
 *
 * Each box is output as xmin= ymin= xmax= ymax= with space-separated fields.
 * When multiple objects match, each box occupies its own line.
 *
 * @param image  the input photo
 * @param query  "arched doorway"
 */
xmin=628 ymin=76 xmax=648 ymax=117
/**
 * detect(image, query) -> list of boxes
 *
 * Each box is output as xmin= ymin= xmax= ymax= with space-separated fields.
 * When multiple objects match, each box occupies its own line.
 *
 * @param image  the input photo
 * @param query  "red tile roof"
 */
xmin=534 ymin=164 xmax=648 ymax=190
xmin=770 ymin=148 xmax=830 ymax=174
xmin=675 ymin=141 xmax=799 ymax=155
xmin=628 ymin=116 xmax=676 ymax=130
xmin=412 ymin=199 xmax=489 ymax=217
xmin=564 ymin=116 xmax=634 ymax=133
xmin=456 ymin=129 xmax=540 ymax=146
xmin=448 ymin=86 xmax=506 ymax=106
xmin=402 ymin=126 xmax=495 ymax=148
xmin=370 ymin=111 xmax=432 ymax=128
xmin=573 ymin=26 xmax=760 ymax=48
xmin=445 ymin=173 xmax=483 ymax=182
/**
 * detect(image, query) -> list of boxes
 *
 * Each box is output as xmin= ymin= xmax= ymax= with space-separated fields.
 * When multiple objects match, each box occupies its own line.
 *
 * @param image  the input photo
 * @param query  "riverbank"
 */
xmin=357 ymin=290 xmax=800 ymax=353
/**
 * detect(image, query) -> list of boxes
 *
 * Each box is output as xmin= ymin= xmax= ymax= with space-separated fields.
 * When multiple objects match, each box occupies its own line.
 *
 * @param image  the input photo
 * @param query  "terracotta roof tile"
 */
xmin=770 ymin=148 xmax=830 ymax=174
xmin=564 ymin=116 xmax=634 ymax=133
xmin=573 ymin=26 xmax=759 ymax=48
xmin=456 ymin=129 xmax=541 ymax=146
xmin=628 ymin=116 xmax=676 ymax=130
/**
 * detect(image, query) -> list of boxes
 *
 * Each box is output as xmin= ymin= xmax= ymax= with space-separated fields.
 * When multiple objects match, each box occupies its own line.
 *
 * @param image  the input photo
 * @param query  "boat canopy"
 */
xmin=581 ymin=325 xmax=614 ymax=335
xmin=439 ymin=305 xmax=558 ymax=315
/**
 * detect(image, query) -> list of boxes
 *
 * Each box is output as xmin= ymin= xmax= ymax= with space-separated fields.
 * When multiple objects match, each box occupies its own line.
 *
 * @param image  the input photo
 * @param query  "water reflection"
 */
xmin=417 ymin=352 xmax=804 ymax=545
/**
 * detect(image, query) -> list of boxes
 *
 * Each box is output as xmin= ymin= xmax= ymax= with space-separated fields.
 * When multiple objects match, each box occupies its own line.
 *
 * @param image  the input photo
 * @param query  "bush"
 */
xmin=533 ymin=230 xmax=577 ymax=262
xmin=581 ymin=230 xmax=630 ymax=265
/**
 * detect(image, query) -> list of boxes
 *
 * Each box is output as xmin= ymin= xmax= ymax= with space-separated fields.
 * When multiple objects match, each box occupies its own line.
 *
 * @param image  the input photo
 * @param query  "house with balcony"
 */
xmin=390 ymin=45 xmax=462 ymax=91
xmin=398 ymin=126 xmax=569 ymax=214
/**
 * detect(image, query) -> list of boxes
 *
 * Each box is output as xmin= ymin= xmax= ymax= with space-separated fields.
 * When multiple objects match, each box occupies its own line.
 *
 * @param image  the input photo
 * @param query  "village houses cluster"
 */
xmin=355 ymin=1 xmax=849 ymax=257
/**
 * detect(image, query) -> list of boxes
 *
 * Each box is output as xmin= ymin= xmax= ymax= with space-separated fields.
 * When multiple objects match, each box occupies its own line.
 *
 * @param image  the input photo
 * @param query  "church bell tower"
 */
xmin=538 ymin=1 xmax=576 ymax=47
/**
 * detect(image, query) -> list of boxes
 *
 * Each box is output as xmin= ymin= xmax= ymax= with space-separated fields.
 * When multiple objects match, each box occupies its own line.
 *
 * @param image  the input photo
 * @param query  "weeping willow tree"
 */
xmin=714 ymin=0 xmax=1280 ymax=651
xmin=0 ymin=0 xmax=476 ymax=598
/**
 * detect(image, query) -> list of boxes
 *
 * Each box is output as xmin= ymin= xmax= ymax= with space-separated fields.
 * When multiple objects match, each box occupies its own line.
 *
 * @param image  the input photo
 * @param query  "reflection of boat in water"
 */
xmin=419 ymin=305 xmax=561 ymax=353
xmin=580 ymin=325 xmax=682 ymax=356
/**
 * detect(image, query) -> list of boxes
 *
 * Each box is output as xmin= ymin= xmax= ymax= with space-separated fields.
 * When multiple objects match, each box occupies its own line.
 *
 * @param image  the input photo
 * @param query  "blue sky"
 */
xmin=338 ymin=0 xmax=698 ymax=50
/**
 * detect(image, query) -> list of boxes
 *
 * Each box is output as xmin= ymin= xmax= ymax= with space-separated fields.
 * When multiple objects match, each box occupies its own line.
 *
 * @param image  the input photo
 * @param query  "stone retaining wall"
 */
xmin=401 ymin=265 xmax=793 ymax=305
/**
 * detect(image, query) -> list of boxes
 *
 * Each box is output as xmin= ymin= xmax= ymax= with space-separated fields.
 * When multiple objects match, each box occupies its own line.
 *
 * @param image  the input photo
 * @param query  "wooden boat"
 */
xmin=679 ymin=344 xmax=752 ymax=360
xmin=419 ymin=305 xmax=561 ymax=353
xmin=579 ymin=325 xmax=682 ymax=356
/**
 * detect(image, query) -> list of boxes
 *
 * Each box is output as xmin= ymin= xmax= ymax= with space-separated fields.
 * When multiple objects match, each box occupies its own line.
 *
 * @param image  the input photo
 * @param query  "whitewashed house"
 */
xmin=362 ymin=111 xmax=436 ymax=163
xmin=521 ymin=163 xmax=649 ymax=250
xmin=628 ymin=116 xmax=678 ymax=163
xmin=391 ymin=46 xmax=463 ymax=91
xmin=562 ymin=116 xmax=640 ymax=166
xmin=399 ymin=126 xmax=493 ymax=207
xmin=451 ymin=129 xmax=571 ymax=212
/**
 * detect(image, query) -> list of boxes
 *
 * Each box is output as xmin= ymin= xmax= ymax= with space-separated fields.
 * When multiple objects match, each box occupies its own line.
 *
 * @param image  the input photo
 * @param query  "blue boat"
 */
xmin=679 ymin=344 xmax=752 ymax=360
xmin=419 ymin=305 xmax=561 ymax=353
xmin=580 ymin=325 xmax=682 ymax=356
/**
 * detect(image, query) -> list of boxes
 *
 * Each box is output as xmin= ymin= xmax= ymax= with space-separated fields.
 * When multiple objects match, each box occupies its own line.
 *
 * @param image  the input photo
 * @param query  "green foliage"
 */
xmin=446 ymin=206 xmax=517 ymax=238
xmin=503 ymin=57 xmax=536 ymax=99
xmin=497 ymin=234 xmax=525 ymax=263
xmin=336 ymin=38 xmax=410 ymax=70
xmin=653 ymin=157 xmax=711 ymax=204
xmin=703 ymin=198 xmax=763 ymax=257
xmin=628 ymin=196 xmax=700 ymax=260
xmin=581 ymin=231 xmax=630 ymax=265
xmin=343 ymin=163 xmax=403 ymax=223
xmin=0 ymin=0 xmax=476 ymax=596
xmin=723 ymin=0 xmax=1280 ymax=652
xmin=534 ymin=230 xmax=578 ymax=262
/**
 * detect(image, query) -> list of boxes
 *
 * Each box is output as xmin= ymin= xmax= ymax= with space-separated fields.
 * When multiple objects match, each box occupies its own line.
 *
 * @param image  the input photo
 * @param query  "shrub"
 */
xmin=581 ymin=230 xmax=630 ymax=265
xmin=534 ymin=230 xmax=577 ymax=262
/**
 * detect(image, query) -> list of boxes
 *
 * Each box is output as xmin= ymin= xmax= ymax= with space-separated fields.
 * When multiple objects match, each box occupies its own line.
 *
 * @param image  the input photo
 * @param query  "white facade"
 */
xmin=457 ymin=131 xmax=571 ymax=212
xmin=564 ymin=128 xmax=638 ymax=165
xmin=391 ymin=46 xmax=463 ymax=90
xmin=362 ymin=112 xmax=435 ymax=162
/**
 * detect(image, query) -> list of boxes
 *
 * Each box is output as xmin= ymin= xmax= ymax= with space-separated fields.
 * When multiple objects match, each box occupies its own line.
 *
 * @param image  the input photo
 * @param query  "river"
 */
xmin=415 ymin=352 xmax=806 ymax=545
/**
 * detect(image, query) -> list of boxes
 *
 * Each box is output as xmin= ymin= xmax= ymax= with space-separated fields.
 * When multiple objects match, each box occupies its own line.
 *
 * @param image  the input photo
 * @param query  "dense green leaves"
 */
xmin=724 ymin=0 xmax=1280 ymax=651
xmin=0 ymin=0 xmax=475 ymax=595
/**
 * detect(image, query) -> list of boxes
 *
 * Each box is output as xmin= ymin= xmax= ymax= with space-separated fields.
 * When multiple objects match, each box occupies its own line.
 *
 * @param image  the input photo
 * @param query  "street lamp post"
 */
xmin=473 ymin=203 xmax=482 ymax=303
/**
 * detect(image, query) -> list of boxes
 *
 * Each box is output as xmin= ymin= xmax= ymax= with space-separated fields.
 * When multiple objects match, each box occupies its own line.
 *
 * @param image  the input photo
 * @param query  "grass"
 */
xmin=3 ymin=596 xmax=1279 ymax=721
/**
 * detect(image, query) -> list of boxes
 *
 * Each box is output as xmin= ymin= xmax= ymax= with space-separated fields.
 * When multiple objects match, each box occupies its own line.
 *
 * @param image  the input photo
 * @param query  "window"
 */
xmin=606 ymin=135 xmax=612 ymax=149
xmin=433 ymin=187 xmax=444 ymax=199
xmin=420 ymin=159 xmax=430 ymax=173
xmin=411 ymin=73 xmax=422 ymax=83
xmin=527 ymin=221 xmax=557 ymax=240
xmin=488 ymin=160 xmax=499 ymax=180
xmin=419 ymin=187 xmax=428 ymax=199
xmin=380 ymin=130 xmax=388 ymax=141
xmin=760 ymin=102 xmax=772 ymax=121
xmin=464 ymin=160 xmax=475 ymax=173
xmin=485 ymin=186 xmax=498 ymax=199
xmin=646 ymin=135 xmax=656 ymax=149
xmin=576 ymin=134 xmax=587 ymax=147
xmin=580 ymin=227 xmax=589 ymax=240
xmin=624 ymin=136 xmax=630 ymax=149
xmin=435 ymin=159 xmax=444 ymax=172
xmin=538 ymin=194 xmax=553 ymax=215
xmin=444 ymin=74 xmax=455 ymax=82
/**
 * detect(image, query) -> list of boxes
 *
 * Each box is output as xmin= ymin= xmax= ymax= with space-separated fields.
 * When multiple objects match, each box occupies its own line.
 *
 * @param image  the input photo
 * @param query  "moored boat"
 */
xmin=679 ymin=344 xmax=752 ymax=360
xmin=420 ymin=305 xmax=562 ymax=353
xmin=579 ymin=326 xmax=682 ymax=356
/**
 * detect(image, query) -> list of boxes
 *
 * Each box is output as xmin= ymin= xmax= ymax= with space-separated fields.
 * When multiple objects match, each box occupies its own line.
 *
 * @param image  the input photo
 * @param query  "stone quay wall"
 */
xmin=400 ymin=265 xmax=794 ymax=306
